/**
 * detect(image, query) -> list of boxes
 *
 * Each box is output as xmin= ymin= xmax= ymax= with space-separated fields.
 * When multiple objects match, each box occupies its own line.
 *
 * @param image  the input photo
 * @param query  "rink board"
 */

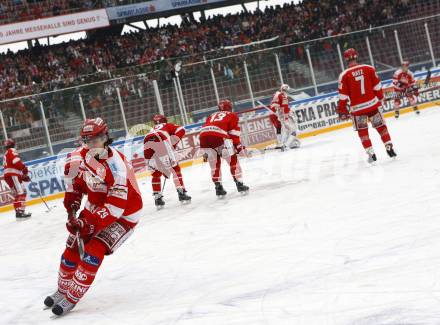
xmin=0 ymin=69 xmax=439 ymax=212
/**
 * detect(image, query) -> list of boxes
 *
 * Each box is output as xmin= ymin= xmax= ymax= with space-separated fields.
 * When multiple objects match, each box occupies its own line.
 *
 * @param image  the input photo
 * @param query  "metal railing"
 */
xmin=1 ymin=12 xmax=439 ymax=161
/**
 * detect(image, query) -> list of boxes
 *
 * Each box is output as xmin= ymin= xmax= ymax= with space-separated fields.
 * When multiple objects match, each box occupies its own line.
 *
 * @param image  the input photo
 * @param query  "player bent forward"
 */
xmin=199 ymin=99 xmax=249 ymax=198
xmin=143 ymin=114 xmax=191 ymax=209
xmin=44 ymin=118 xmax=143 ymax=316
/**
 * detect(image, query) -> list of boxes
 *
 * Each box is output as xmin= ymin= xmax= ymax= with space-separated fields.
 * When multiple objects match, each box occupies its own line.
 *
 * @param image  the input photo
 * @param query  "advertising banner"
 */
xmin=106 ymin=0 xmax=227 ymax=20
xmin=0 ymin=9 xmax=110 ymax=45
xmin=0 ymin=69 xmax=439 ymax=210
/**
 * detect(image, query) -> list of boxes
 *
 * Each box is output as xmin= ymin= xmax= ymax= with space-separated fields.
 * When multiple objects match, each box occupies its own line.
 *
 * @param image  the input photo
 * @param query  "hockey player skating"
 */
xmin=3 ymin=138 xmax=31 ymax=220
xmin=143 ymin=114 xmax=191 ymax=209
xmin=269 ymin=84 xmax=300 ymax=150
xmin=392 ymin=60 xmax=419 ymax=118
xmin=337 ymin=48 xmax=396 ymax=163
xmin=199 ymin=99 xmax=249 ymax=198
xmin=44 ymin=118 xmax=143 ymax=316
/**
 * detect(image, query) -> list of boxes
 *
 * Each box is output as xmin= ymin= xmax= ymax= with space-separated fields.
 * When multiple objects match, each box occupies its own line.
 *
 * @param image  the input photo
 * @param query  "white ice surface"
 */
xmin=1 ymin=107 xmax=440 ymax=325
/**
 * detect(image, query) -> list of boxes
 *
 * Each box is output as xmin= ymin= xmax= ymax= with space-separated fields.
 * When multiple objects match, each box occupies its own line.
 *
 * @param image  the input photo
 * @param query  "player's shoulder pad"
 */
xmin=340 ymin=64 xmax=373 ymax=77
xmin=111 ymin=148 xmax=128 ymax=166
xmin=109 ymin=149 xmax=129 ymax=185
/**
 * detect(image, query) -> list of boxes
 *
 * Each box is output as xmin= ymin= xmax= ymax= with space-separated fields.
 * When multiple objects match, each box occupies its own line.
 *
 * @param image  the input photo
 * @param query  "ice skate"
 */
xmin=177 ymin=188 xmax=191 ymax=204
xmin=154 ymin=192 xmax=165 ymax=210
xmin=215 ymin=182 xmax=227 ymax=198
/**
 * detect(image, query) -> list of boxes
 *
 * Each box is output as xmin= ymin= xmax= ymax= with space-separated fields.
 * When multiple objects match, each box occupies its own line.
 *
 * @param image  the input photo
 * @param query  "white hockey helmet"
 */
xmin=280 ymin=84 xmax=290 ymax=92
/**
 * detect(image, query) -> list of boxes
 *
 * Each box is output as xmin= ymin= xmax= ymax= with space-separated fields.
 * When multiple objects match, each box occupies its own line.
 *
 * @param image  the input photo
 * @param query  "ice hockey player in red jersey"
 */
xmin=199 ymin=99 xmax=249 ymax=197
xmin=44 ymin=118 xmax=143 ymax=316
xmin=392 ymin=60 xmax=419 ymax=118
xmin=143 ymin=114 xmax=191 ymax=209
xmin=269 ymin=84 xmax=300 ymax=150
xmin=337 ymin=48 xmax=397 ymax=163
xmin=2 ymin=138 xmax=31 ymax=220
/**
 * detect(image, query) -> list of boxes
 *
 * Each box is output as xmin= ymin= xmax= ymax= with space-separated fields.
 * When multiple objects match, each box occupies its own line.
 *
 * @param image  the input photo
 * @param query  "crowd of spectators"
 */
xmin=0 ymin=0 xmax=418 ymax=98
xmin=0 ymin=0 xmax=101 ymax=24
xmin=0 ymin=0 xmax=428 ymax=136
xmin=0 ymin=0 xmax=152 ymax=24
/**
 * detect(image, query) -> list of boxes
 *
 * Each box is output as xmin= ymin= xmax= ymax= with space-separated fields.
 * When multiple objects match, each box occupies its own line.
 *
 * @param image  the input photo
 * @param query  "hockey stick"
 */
xmin=256 ymin=100 xmax=276 ymax=115
xmin=263 ymin=146 xmax=286 ymax=152
xmin=161 ymin=177 xmax=167 ymax=194
xmin=69 ymin=209 xmax=85 ymax=261
xmin=256 ymin=100 xmax=298 ymax=124
xmin=384 ymin=84 xmax=440 ymax=101
xmin=256 ymin=100 xmax=300 ymax=150
xmin=34 ymin=187 xmax=54 ymax=213
xmin=38 ymin=192 xmax=51 ymax=212
xmin=384 ymin=68 xmax=438 ymax=102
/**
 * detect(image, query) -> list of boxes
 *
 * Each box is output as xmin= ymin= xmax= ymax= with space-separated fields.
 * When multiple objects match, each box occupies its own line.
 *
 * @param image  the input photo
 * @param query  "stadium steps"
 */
xmin=63 ymin=112 xmax=84 ymax=136
xmin=287 ymin=60 xmax=329 ymax=84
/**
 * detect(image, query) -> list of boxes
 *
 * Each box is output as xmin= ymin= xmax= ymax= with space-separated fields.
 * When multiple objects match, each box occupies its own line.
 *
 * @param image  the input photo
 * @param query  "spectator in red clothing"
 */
xmin=0 ymin=0 xmax=418 ymax=114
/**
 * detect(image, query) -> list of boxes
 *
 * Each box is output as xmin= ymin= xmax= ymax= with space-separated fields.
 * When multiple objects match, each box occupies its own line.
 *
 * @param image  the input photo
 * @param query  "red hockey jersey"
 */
xmin=3 ymin=148 xmax=28 ymax=177
xmin=144 ymin=123 xmax=185 ymax=146
xmin=143 ymin=122 xmax=185 ymax=160
xmin=338 ymin=64 xmax=384 ymax=116
xmin=392 ymin=68 xmax=415 ymax=91
xmin=200 ymin=111 xmax=241 ymax=145
xmin=270 ymin=91 xmax=290 ymax=115
xmin=64 ymin=146 xmax=143 ymax=229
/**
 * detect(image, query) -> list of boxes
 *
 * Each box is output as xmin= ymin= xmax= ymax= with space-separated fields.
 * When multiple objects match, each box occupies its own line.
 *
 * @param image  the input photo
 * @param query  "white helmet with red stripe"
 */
xmin=280 ymin=84 xmax=290 ymax=93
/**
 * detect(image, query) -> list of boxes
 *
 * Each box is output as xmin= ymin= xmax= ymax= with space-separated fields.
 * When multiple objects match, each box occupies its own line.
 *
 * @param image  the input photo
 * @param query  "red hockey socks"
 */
xmin=209 ymin=155 xmax=222 ymax=183
xmin=14 ymin=193 xmax=26 ymax=212
xmin=152 ymin=166 xmax=185 ymax=191
xmin=229 ymin=155 xmax=243 ymax=181
xmin=171 ymin=165 xmax=185 ymax=189
xmin=357 ymin=128 xmax=372 ymax=150
xmin=376 ymin=125 xmax=392 ymax=145
xmin=151 ymin=171 xmax=162 ymax=192
xmin=58 ymin=248 xmax=81 ymax=294
xmin=65 ymin=239 xmax=106 ymax=304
